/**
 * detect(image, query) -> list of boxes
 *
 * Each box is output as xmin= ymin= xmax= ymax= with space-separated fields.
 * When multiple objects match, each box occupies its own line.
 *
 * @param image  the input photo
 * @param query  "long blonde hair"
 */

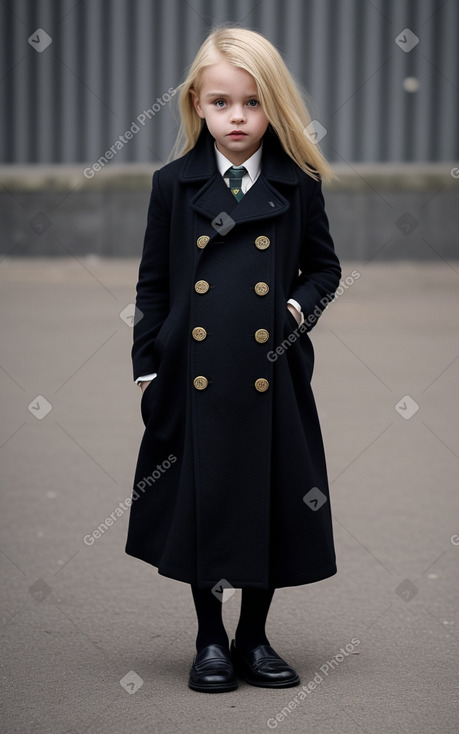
xmin=170 ymin=26 xmax=335 ymax=181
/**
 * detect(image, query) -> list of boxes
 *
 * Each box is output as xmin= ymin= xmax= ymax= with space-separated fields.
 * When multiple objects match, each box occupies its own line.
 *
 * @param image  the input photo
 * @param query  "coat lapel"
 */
xmin=180 ymin=125 xmax=300 ymax=225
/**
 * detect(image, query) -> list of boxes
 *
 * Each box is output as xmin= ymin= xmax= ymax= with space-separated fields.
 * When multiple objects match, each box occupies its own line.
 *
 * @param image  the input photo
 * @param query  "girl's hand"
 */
xmin=287 ymin=303 xmax=302 ymax=326
xmin=140 ymin=380 xmax=152 ymax=394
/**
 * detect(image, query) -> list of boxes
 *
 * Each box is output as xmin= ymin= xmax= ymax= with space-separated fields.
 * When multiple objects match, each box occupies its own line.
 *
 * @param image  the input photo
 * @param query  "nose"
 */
xmin=229 ymin=105 xmax=246 ymax=124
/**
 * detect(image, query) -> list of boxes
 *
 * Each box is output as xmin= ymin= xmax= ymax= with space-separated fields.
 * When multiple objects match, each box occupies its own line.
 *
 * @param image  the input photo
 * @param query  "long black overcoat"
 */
xmin=125 ymin=125 xmax=341 ymax=589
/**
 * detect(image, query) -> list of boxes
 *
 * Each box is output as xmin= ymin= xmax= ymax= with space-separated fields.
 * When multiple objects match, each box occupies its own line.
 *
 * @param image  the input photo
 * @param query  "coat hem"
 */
xmin=125 ymin=547 xmax=337 ymax=589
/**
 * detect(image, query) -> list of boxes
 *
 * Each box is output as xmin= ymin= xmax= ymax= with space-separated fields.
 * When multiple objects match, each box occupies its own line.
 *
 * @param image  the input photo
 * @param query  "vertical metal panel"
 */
xmin=334 ymin=0 xmax=359 ymax=162
xmin=83 ymin=0 xmax=105 ymax=162
xmin=60 ymin=0 xmax=79 ymax=162
xmin=11 ymin=0 xmax=30 ymax=161
xmin=396 ymin=0 xmax=411 ymax=161
xmin=436 ymin=0 xmax=458 ymax=161
xmin=0 ymin=0 xmax=457 ymax=164
xmin=132 ymin=0 xmax=152 ymax=162
xmin=412 ymin=0 xmax=431 ymax=161
xmin=360 ymin=0 xmax=384 ymax=161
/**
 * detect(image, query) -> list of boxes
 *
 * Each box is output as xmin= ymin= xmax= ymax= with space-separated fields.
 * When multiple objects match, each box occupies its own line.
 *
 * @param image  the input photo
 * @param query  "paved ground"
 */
xmin=1 ymin=258 xmax=458 ymax=734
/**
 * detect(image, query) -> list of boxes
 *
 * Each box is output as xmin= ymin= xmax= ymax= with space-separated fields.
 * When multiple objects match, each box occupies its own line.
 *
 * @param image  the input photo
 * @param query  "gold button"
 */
xmin=254 ymin=281 xmax=269 ymax=296
xmin=255 ymin=378 xmax=269 ymax=392
xmin=195 ymin=280 xmax=210 ymax=294
xmin=192 ymin=326 xmax=207 ymax=341
xmin=255 ymin=235 xmax=270 ymax=250
xmin=255 ymin=328 xmax=269 ymax=343
xmin=193 ymin=376 xmax=208 ymax=390
xmin=197 ymin=235 xmax=210 ymax=248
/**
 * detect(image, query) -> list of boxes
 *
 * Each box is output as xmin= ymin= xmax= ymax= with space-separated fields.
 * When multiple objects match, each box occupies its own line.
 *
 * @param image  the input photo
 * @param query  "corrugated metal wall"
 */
xmin=1 ymin=0 xmax=458 ymax=164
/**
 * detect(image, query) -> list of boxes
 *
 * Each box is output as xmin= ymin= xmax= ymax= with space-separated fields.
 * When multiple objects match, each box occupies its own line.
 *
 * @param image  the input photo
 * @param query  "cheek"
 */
xmin=207 ymin=109 xmax=224 ymax=126
xmin=256 ymin=114 xmax=269 ymax=133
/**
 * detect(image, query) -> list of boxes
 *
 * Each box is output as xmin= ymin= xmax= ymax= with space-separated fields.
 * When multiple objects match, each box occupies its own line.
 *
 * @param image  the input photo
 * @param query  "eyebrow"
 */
xmin=204 ymin=91 xmax=258 ymax=98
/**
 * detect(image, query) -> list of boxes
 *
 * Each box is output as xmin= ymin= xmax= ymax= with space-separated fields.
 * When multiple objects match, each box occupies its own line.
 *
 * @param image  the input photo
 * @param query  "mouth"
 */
xmin=227 ymin=131 xmax=247 ymax=138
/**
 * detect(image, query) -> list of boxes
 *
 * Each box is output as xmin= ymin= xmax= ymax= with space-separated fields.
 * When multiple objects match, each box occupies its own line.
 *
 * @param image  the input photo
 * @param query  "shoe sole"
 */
xmin=188 ymin=679 xmax=238 ymax=693
xmin=231 ymin=651 xmax=301 ymax=688
xmin=236 ymin=672 xmax=301 ymax=688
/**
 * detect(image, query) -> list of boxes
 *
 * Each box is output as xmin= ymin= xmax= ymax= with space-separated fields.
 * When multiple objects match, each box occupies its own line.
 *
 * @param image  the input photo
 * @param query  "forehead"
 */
xmin=199 ymin=58 xmax=257 ymax=94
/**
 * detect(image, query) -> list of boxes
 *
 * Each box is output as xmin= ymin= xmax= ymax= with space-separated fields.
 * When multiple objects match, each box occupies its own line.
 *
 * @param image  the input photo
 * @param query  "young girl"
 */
xmin=126 ymin=26 xmax=341 ymax=693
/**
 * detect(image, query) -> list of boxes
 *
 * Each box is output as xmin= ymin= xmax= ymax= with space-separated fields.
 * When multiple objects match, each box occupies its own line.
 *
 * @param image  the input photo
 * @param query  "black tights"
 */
xmin=191 ymin=584 xmax=275 ymax=653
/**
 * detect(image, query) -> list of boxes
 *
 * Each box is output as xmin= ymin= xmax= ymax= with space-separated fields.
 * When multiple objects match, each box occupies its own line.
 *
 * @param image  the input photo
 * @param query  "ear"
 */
xmin=190 ymin=90 xmax=205 ymax=119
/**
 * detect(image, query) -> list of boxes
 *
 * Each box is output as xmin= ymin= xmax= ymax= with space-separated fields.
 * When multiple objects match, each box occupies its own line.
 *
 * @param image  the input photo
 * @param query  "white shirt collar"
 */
xmin=214 ymin=142 xmax=262 ymax=183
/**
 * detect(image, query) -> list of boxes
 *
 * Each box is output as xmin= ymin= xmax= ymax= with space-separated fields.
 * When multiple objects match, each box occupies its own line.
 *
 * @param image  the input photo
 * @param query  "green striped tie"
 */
xmin=225 ymin=166 xmax=247 ymax=202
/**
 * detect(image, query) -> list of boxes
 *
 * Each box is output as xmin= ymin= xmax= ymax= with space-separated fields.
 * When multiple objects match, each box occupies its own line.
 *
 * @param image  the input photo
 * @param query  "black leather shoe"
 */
xmin=188 ymin=644 xmax=238 ymax=692
xmin=230 ymin=639 xmax=300 ymax=688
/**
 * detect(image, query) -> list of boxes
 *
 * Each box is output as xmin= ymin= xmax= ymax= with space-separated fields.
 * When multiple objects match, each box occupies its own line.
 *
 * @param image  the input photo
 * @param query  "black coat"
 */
xmin=125 ymin=126 xmax=341 ymax=589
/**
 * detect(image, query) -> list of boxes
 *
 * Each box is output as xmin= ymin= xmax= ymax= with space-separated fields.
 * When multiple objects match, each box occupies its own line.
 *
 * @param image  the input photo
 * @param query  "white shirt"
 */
xmin=214 ymin=142 xmax=262 ymax=194
xmin=136 ymin=143 xmax=303 ymax=384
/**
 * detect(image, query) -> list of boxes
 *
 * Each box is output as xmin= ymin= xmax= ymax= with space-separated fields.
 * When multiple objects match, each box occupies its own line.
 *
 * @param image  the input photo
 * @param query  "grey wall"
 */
xmin=1 ymin=164 xmax=457 ymax=260
xmin=1 ymin=1 xmax=458 ymax=260
xmin=1 ymin=0 xmax=458 ymax=165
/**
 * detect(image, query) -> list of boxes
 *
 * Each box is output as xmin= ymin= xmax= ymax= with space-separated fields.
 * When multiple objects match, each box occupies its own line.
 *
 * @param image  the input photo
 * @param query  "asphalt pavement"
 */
xmin=1 ymin=258 xmax=458 ymax=734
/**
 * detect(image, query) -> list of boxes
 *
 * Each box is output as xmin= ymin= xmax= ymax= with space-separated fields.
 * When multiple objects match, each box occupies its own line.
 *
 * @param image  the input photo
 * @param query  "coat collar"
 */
xmin=179 ymin=124 xmax=299 ymax=185
xmin=180 ymin=126 xmax=299 ymax=224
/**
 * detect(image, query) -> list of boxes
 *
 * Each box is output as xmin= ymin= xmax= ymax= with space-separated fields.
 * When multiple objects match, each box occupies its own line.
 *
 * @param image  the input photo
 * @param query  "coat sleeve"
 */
xmin=289 ymin=178 xmax=341 ymax=331
xmin=132 ymin=169 xmax=171 ymax=381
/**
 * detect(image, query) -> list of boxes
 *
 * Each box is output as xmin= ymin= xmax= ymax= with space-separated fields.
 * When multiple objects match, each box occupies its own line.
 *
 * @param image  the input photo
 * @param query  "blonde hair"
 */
xmin=170 ymin=26 xmax=335 ymax=181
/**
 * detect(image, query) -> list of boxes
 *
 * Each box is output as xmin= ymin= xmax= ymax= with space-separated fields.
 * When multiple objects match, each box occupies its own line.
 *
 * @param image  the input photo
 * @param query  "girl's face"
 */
xmin=191 ymin=56 xmax=269 ymax=165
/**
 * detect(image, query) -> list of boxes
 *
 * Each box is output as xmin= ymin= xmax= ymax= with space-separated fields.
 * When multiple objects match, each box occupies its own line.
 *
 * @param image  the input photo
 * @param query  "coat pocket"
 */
xmin=286 ymin=306 xmax=301 ymax=332
xmin=153 ymin=313 xmax=176 ymax=364
xmin=140 ymin=378 xmax=158 ymax=427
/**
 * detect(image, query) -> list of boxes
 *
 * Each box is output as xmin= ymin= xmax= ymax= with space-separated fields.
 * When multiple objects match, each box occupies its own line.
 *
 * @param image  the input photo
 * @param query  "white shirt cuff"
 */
xmin=135 ymin=373 xmax=157 ymax=385
xmin=287 ymin=298 xmax=304 ymax=326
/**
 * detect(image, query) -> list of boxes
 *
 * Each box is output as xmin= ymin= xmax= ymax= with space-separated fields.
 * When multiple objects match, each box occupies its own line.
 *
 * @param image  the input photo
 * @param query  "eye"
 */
xmin=214 ymin=99 xmax=226 ymax=108
xmin=247 ymin=99 xmax=260 ymax=107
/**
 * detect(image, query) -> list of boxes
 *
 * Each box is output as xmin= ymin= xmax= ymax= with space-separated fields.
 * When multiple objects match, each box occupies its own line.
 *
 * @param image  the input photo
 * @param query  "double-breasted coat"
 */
xmin=125 ymin=125 xmax=341 ymax=589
